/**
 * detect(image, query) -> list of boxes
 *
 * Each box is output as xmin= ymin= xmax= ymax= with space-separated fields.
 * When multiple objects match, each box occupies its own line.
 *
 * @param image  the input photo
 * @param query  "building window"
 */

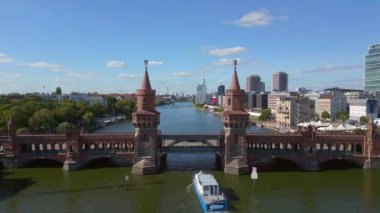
xmin=228 ymin=98 xmax=231 ymax=106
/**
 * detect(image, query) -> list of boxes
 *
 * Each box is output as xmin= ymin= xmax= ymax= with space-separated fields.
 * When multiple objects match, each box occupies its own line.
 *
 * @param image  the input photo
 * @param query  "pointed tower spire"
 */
xmin=140 ymin=59 xmax=152 ymax=91
xmin=230 ymin=59 xmax=241 ymax=91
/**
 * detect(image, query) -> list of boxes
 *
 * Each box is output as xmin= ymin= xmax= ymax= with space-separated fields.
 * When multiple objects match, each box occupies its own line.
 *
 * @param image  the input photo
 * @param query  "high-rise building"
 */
xmin=247 ymin=92 xmax=268 ymax=111
xmin=246 ymin=75 xmax=261 ymax=92
xmin=196 ymin=78 xmax=207 ymax=104
xmin=272 ymin=72 xmax=288 ymax=92
xmin=260 ymin=81 xmax=265 ymax=92
xmin=365 ymin=44 xmax=380 ymax=92
xmin=218 ymin=85 xmax=225 ymax=96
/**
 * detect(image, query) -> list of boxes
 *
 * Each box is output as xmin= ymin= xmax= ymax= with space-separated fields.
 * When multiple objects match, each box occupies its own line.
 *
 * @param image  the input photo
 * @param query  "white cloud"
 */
xmin=214 ymin=58 xmax=241 ymax=65
xmin=231 ymin=9 xmax=287 ymax=27
xmin=208 ymin=46 xmax=246 ymax=56
xmin=148 ymin=60 xmax=163 ymax=65
xmin=0 ymin=53 xmax=15 ymax=63
xmin=118 ymin=74 xmax=138 ymax=78
xmin=302 ymin=64 xmax=363 ymax=74
xmin=20 ymin=62 xmax=62 ymax=72
xmin=67 ymin=72 xmax=95 ymax=79
xmin=53 ymin=77 xmax=64 ymax=85
xmin=0 ymin=71 xmax=22 ymax=78
xmin=107 ymin=60 xmax=127 ymax=68
xmin=172 ymin=72 xmax=191 ymax=77
xmin=214 ymin=58 xmax=256 ymax=66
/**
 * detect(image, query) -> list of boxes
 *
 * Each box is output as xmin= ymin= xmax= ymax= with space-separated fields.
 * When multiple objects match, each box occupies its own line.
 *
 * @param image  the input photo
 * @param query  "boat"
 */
xmin=192 ymin=171 xmax=228 ymax=212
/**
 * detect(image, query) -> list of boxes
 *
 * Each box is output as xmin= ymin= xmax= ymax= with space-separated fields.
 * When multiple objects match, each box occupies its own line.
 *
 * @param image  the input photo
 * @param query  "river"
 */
xmin=1 ymin=102 xmax=379 ymax=212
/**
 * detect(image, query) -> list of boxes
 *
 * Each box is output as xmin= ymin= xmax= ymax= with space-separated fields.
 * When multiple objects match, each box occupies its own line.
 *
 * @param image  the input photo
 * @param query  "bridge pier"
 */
xmin=63 ymin=152 xmax=80 ymax=171
xmin=364 ymin=157 xmax=380 ymax=169
xmin=2 ymin=157 xmax=20 ymax=169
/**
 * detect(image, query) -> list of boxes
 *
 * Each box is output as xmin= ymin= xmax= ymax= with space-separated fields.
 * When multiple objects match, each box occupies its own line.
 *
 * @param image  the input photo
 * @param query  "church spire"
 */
xmin=140 ymin=59 xmax=152 ymax=91
xmin=230 ymin=59 xmax=241 ymax=91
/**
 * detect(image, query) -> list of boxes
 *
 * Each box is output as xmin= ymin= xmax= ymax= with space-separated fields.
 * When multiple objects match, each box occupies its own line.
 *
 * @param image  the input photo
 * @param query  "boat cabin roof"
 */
xmin=198 ymin=173 xmax=219 ymax=186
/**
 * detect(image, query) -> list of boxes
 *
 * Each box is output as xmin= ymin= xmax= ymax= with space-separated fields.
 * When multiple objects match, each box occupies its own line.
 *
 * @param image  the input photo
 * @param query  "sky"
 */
xmin=0 ymin=0 xmax=379 ymax=95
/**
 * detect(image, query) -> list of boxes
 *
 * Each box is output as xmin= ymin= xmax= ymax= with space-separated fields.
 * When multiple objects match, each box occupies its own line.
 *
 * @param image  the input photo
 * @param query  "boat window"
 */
xmin=203 ymin=186 xmax=209 ymax=196
xmin=213 ymin=185 xmax=218 ymax=195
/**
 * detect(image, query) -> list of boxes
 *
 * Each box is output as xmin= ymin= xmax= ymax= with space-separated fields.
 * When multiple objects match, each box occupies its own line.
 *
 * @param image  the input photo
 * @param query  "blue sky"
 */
xmin=0 ymin=0 xmax=379 ymax=95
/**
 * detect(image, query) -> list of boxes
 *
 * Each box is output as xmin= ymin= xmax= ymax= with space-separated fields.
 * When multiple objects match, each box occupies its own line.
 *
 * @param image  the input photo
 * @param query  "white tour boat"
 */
xmin=192 ymin=171 xmax=228 ymax=212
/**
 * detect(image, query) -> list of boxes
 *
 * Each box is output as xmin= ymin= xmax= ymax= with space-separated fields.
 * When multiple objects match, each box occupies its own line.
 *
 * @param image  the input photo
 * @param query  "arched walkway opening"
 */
xmin=319 ymin=159 xmax=361 ymax=171
xmin=23 ymin=159 xmax=63 ymax=168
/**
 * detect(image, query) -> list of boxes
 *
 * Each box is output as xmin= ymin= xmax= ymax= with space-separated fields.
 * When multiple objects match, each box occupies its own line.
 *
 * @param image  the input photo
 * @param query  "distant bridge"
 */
xmin=160 ymin=134 xmax=222 ymax=154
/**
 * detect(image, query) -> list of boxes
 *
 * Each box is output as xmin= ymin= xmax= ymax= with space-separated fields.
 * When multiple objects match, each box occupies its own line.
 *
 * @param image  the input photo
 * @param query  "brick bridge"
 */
xmin=1 ymin=60 xmax=380 ymax=175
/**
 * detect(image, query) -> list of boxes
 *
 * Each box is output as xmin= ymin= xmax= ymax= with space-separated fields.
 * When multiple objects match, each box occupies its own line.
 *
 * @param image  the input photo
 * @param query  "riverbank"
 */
xmin=194 ymin=104 xmax=223 ymax=116
xmin=253 ymin=120 xmax=279 ymax=131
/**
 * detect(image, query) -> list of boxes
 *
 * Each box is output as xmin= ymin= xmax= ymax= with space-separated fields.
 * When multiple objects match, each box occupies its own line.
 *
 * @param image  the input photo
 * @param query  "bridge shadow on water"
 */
xmin=0 ymin=171 xmax=36 ymax=202
xmin=23 ymin=159 xmax=63 ymax=168
xmin=161 ymin=153 xmax=223 ymax=172
xmin=80 ymin=158 xmax=122 ymax=169
xmin=319 ymin=159 xmax=361 ymax=171
xmin=256 ymin=158 xmax=304 ymax=172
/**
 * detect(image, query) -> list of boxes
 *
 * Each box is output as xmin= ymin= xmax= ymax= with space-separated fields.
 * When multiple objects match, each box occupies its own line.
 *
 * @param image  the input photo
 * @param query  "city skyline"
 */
xmin=0 ymin=0 xmax=379 ymax=94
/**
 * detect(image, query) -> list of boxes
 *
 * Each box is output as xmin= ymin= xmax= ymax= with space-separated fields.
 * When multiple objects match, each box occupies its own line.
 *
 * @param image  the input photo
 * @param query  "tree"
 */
xmin=259 ymin=109 xmax=272 ymax=121
xmin=336 ymin=111 xmax=349 ymax=121
xmin=107 ymin=97 xmax=117 ymax=115
xmin=28 ymin=109 xmax=57 ymax=132
xmin=54 ymin=105 xmax=78 ymax=123
xmin=89 ymin=103 xmax=106 ymax=117
xmin=215 ymin=106 xmax=224 ymax=113
xmin=57 ymin=121 xmax=70 ymax=133
xmin=321 ymin=111 xmax=330 ymax=120
xmin=55 ymin=87 xmax=62 ymax=95
xmin=16 ymin=127 xmax=29 ymax=134
xmin=360 ymin=116 xmax=369 ymax=124
xmin=82 ymin=112 xmax=95 ymax=128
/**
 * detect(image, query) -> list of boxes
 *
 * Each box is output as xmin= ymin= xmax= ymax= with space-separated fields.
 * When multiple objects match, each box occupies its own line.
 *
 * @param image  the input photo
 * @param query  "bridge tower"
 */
xmin=221 ymin=60 xmax=250 ymax=175
xmin=63 ymin=124 xmax=81 ymax=171
xmin=131 ymin=60 xmax=161 ymax=175
xmin=3 ymin=115 xmax=19 ymax=168
xmin=364 ymin=116 xmax=380 ymax=169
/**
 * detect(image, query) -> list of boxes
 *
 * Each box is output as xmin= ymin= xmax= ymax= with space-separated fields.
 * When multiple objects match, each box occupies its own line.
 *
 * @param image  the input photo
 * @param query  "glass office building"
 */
xmin=365 ymin=44 xmax=380 ymax=91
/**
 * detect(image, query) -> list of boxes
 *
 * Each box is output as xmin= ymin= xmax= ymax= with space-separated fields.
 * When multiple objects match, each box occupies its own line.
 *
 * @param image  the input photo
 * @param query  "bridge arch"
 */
xmin=258 ymin=157 xmax=303 ymax=171
xmin=23 ymin=158 xmax=64 ymax=168
xmin=81 ymin=157 xmax=118 ymax=169
xmin=319 ymin=159 xmax=362 ymax=170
